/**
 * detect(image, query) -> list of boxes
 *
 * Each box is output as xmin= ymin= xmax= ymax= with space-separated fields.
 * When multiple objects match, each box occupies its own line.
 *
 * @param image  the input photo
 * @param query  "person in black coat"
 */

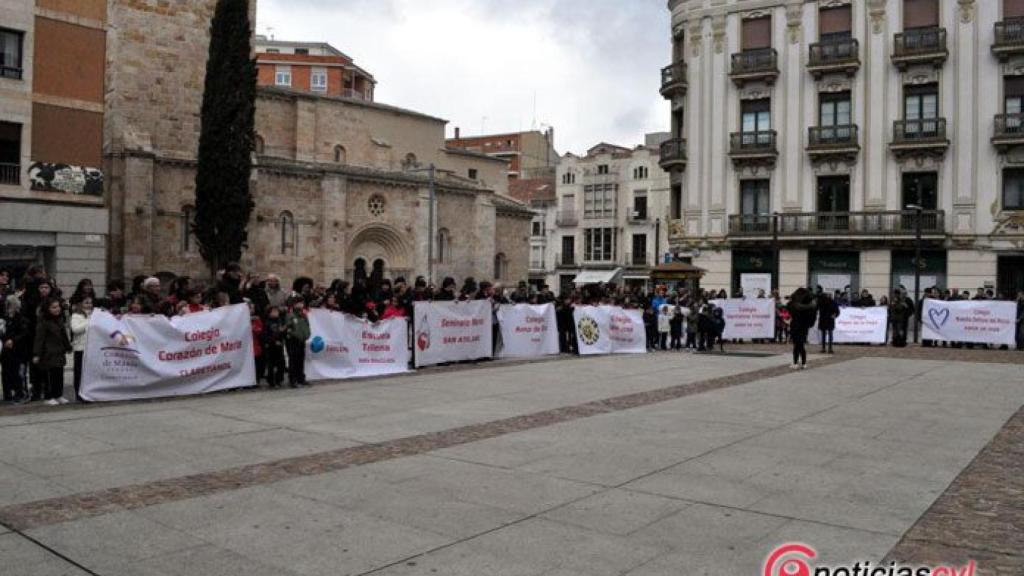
xmin=1 ymin=297 xmax=30 ymax=403
xmin=787 ymin=288 xmax=817 ymax=369
xmin=817 ymin=292 xmax=838 ymax=354
xmin=32 ymin=298 xmax=71 ymax=405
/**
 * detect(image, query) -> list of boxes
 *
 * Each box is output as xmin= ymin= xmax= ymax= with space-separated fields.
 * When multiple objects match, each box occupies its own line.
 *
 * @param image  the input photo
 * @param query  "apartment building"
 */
xmin=508 ymin=176 xmax=557 ymax=290
xmin=664 ymin=0 xmax=1024 ymax=298
xmin=0 ymin=0 xmax=107 ymax=292
xmin=447 ymin=128 xmax=559 ymax=181
xmin=550 ymin=135 xmax=672 ymax=295
xmin=255 ymin=36 xmax=375 ymax=101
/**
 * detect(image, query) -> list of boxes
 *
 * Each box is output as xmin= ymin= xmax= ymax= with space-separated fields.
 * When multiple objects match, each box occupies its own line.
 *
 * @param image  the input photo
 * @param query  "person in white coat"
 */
xmin=70 ymin=297 xmax=94 ymax=403
xmin=657 ymin=304 xmax=671 ymax=351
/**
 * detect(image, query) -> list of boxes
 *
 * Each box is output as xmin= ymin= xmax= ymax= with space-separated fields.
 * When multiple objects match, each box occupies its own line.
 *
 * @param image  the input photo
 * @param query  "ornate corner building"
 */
xmin=664 ymin=0 xmax=1024 ymax=298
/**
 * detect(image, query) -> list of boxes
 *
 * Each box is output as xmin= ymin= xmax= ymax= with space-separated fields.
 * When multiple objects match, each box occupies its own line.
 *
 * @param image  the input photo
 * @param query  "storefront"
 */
xmin=731 ymin=250 xmax=775 ymax=296
xmin=891 ymin=250 xmax=947 ymax=295
xmin=808 ymin=251 xmax=860 ymax=295
xmin=997 ymin=254 xmax=1024 ymax=298
xmin=650 ymin=261 xmax=705 ymax=294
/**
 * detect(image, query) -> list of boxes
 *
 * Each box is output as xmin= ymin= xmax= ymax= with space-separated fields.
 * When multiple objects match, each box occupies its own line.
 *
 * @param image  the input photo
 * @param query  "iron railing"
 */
xmin=893 ymin=118 xmax=947 ymax=144
xmin=808 ymin=125 xmax=858 ymax=148
xmin=894 ymin=27 xmax=947 ymax=58
xmin=994 ymin=113 xmax=1024 ymax=139
xmin=729 ymin=130 xmax=778 ymax=154
xmin=556 ymin=253 xmax=577 ymax=267
xmin=0 ymin=66 xmax=22 ymax=80
xmin=0 ymin=163 xmax=19 ymax=185
xmin=556 ymin=210 xmax=578 ymax=227
xmin=730 ymin=48 xmax=778 ymax=75
xmin=808 ymin=37 xmax=859 ymax=67
xmin=661 ymin=61 xmax=687 ymax=92
xmin=659 ymin=138 xmax=687 ymax=165
xmin=728 ymin=210 xmax=945 ymax=237
xmin=630 ymin=254 xmax=650 ymax=267
xmin=994 ymin=19 xmax=1024 ymax=49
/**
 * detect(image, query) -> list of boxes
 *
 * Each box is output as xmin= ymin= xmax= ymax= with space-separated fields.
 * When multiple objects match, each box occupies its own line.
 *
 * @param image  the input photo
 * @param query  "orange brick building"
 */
xmin=254 ymin=36 xmax=375 ymax=101
xmin=446 ymin=128 xmax=557 ymax=181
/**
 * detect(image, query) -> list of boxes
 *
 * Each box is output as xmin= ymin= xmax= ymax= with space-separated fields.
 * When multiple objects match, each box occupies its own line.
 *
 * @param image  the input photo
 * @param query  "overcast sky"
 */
xmin=255 ymin=0 xmax=671 ymax=155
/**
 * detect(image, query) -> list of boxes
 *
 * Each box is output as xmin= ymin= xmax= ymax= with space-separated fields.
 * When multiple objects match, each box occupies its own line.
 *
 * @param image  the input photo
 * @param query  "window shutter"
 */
xmin=742 ymin=17 xmax=772 ymax=50
xmin=903 ymin=0 xmax=939 ymax=29
xmin=1006 ymin=0 xmax=1024 ymax=19
xmin=1006 ymin=76 xmax=1024 ymax=97
xmin=819 ymin=6 xmax=852 ymax=36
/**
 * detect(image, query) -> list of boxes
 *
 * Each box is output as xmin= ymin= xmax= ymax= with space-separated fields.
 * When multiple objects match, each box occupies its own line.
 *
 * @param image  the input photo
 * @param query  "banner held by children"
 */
xmin=574 ymin=305 xmax=646 ymax=355
xmin=413 ymin=300 xmax=493 ymax=367
xmin=921 ymin=299 xmax=1018 ymax=347
xmin=81 ymin=304 xmax=256 ymax=402
xmin=305 ymin=309 xmax=410 ymax=381
xmin=497 ymin=304 xmax=559 ymax=358
xmin=710 ymin=299 xmax=775 ymax=340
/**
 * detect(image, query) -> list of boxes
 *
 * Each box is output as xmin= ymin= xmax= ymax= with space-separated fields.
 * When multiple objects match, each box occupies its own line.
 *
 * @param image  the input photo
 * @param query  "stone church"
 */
xmin=104 ymin=0 xmax=531 ymax=286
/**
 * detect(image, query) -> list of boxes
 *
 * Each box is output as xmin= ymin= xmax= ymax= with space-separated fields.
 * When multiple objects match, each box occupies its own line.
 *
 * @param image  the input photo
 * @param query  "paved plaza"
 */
xmin=0 ymin=349 xmax=1021 ymax=575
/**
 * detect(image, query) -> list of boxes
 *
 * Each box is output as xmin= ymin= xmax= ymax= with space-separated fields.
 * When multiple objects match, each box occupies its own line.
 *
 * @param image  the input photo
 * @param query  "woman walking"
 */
xmin=69 ymin=297 xmax=94 ymax=402
xmin=787 ymin=288 xmax=817 ymax=370
xmin=33 ymin=298 xmax=71 ymax=405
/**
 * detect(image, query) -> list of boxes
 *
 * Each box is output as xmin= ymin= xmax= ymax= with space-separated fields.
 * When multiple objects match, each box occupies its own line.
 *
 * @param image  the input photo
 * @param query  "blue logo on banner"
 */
xmin=310 ymin=336 xmax=326 ymax=354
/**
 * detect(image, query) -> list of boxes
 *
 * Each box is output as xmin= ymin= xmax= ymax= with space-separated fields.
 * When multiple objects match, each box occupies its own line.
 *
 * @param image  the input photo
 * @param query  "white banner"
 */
xmin=305 ymin=309 xmax=410 ymax=381
xmin=740 ymin=273 xmax=772 ymax=298
xmin=81 ymin=305 xmax=256 ymax=402
xmin=710 ymin=299 xmax=775 ymax=340
xmin=809 ymin=306 xmax=889 ymax=345
xmin=573 ymin=306 xmax=646 ymax=356
xmin=497 ymin=304 xmax=559 ymax=359
xmin=921 ymin=299 xmax=1019 ymax=347
xmin=413 ymin=301 xmax=493 ymax=367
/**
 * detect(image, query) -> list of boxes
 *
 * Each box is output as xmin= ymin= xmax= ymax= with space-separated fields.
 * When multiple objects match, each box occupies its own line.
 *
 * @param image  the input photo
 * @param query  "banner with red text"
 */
xmin=81 ymin=304 xmax=256 ymax=402
xmin=413 ymin=300 xmax=493 ymax=367
xmin=573 ymin=306 xmax=646 ymax=356
xmin=921 ymin=299 xmax=1018 ymax=347
xmin=711 ymin=299 xmax=775 ymax=340
xmin=305 ymin=309 xmax=410 ymax=381
xmin=497 ymin=304 xmax=559 ymax=358
xmin=809 ymin=306 xmax=889 ymax=345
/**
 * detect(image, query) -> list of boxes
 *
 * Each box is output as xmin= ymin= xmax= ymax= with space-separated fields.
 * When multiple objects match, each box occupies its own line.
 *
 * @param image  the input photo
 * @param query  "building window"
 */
xmin=561 ymin=235 xmax=575 ymax=265
xmin=254 ymin=134 xmax=265 ymax=154
xmin=903 ymin=0 xmax=939 ymax=29
xmin=740 ymin=180 xmax=771 ymax=215
xmin=1007 ymin=0 xmax=1024 ymax=18
xmin=181 ymin=206 xmax=196 ymax=253
xmin=817 ymin=176 xmax=850 ymax=213
xmin=333 ymin=144 xmax=346 ymax=163
xmin=1003 ymin=169 xmax=1024 ymax=210
xmin=265 ymin=48 xmax=280 ymax=54
xmin=562 ymin=171 xmax=576 ymax=185
xmin=741 ymin=99 xmax=771 ymax=133
xmin=279 ymin=211 xmax=296 ymax=255
xmin=583 ymin=183 xmax=616 ymax=219
xmin=631 ymin=234 xmax=647 ymax=265
xmin=819 ymin=5 xmax=852 ymax=40
xmin=904 ymin=85 xmax=938 ymax=120
xmin=584 ymin=228 xmax=616 ymax=262
xmin=741 ymin=16 xmax=772 ymax=50
xmin=597 ymin=164 xmax=609 ymax=175
xmin=671 ymin=183 xmax=682 ymax=220
xmin=0 ymin=121 xmax=20 ymax=185
xmin=1005 ymin=77 xmax=1024 ymax=119
xmin=494 ymin=253 xmax=508 ymax=280
xmin=468 ymin=168 xmax=478 ymax=180
xmin=274 ymin=65 xmax=292 ymax=87
xmin=0 ymin=28 xmax=24 ymax=80
xmin=402 ymin=153 xmax=419 ymax=170
xmin=902 ymin=172 xmax=938 ymax=211
xmin=311 ymin=67 xmax=327 ymax=92
xmin=820 ymin=92 xmax=851 ymax=127
xmin=294 ymin=48 xmax=309 ymax=55
xmin=532 ymin=220 xmax=544 ymax=237
xmin=530 ymin=246 xmax=544 ymax=269
xmin=437 ymin=228 xmax=451 ymax=263
xmin=367 ymin=195 xmax=386 ymax=217
xmin=632 ymin=191 xmax=648 ymax=220
xmin=633 ymin=166 xmax=649 ymax=180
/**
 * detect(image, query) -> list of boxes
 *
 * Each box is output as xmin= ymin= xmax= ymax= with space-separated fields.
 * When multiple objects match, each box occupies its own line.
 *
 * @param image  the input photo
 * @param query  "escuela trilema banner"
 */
xmin=304 ymin=309 xmax=410 ymax=381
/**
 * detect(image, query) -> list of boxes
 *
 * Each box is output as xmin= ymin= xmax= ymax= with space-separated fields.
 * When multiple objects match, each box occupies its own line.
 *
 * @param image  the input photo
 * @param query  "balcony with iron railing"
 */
xmin=892 ymin=27 xmax=948 ymax=69
xmin=556 ymin=210 xmax=578 ymax=227
xmin=807 ymin=37 xmax=860 ymax=78
xmin=891 ymin=118 xmax=949 ymax=159
xmin=729 ymin=130 xmax=778 ymax=168
xmin=729 ymin=48 xmax=779 ymax=85
xmin=660 ymin=61 xmax=688 ymax=98
xmin=0 ymin=163 xmax=19 ymax=186
xmin=659 ymin=137 xmax=687 ymax=170
xmin=555 ymin=253 xmax=577 ymax=268
xmin=0 ymin=66 xmax=22 ymax=80
xmin=993 ymin=113 xmax=1024 ymax=151
xmin=993 ymin=18 xmax=1024 ymax=61
xmin=807 ymin=125 xmax=860 ymax=163
xmin=628 ymin=253 xmax=650 ymax=267
xmin=728 ymin=210 xmax=946 ymax=239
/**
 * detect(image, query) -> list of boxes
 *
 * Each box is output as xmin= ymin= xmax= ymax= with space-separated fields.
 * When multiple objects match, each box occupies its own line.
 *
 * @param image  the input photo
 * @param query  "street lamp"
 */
xmin=906 ymin=203 xmax=923 ymax=344
xmin=408 ymin=164 xmax=437 ymax=284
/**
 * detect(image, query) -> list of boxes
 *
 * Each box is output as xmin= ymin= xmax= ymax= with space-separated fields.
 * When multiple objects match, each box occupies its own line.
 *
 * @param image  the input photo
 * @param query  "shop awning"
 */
xmin=649 ymin=262 xmax=707 ymax=281
xmin=573 ymin=268 xmax=623 ymax=285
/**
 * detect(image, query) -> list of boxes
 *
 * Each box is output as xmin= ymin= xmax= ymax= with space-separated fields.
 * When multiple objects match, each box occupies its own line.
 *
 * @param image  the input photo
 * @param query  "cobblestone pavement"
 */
xmin=0 ymin=348 xmax=1020 ymax=575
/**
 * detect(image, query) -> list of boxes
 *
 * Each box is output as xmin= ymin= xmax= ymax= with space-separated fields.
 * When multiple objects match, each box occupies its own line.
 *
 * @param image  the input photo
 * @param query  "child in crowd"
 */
xmin=657 ymin=304 xmax=671 ymax=351
xmin=685 ymin=306 xmax=699 ymax=351
xmin=669 ymin=306 xmax=684 ymax=351
xmin=249 ymin=301 xmax=265 ymax=386
xmin=284 ymin=298 xmax=310 ymax=388
xmin=263 ymin=306 xmax=286 ymax=389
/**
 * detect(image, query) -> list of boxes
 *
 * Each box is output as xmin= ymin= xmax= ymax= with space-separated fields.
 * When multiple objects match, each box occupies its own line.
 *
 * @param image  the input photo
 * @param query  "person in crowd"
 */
xmin=856 ymin=289 xmax=876 ymax=308
xmin=218 ymin=263 xmax=245 ymax=305
xmin=685 ymin=305 xmax=699 ymax=351
xmin=817 ymin=289 xmax=838 ymax=354
xmin=435 ymin=277 xmax=457 ymax=301
xmin=787 ymin=288 xmax=817 ymax=370
xmin=139 ymin=277 xmax=163 ymax=313
xmin=33 ymin=297 xmax=71 ymax=406
xmin=184 ymin=289 xmax=206 ymax=314
xmin=264 ymin=274 xmax=288 ymax=309
xmin=69 ymin=279 xmax=97 ymax=307
xmin=291 ymin=277 xmax=314 ymax=305
xmin=657 ymin=304 xmax=671 ymax=351
xmin=711 ymin=306 xmax=727 ymax=353
xmin=1 ymin=297 xmax=29 ymax=404
xmin=697 ymin=303 xmax=713 ymax=352
xmin=126 ymin=296 xmax=145 ymax=315
xmin=642 ymin=305 xmax=657 ymax=352
xmin=284 ymin=297 xmax=310 ymax=388
xmin=889 ymin=289 xmax=912 ymax=348
xmin=70 ymin=297 xmax=94 ymax=402
xmin=263 ymin=306 xmax=287 ymax=389
xmin=670 ymin=306 xmax=684 ymax=351
xmin=556 ymin=296 xmax=576 ymax=354
xmin=99 ymin=280 xmax=127 ymax=315
xmin=1016 ymin=291 xmax=1024 ymax=352
xmin=775 ymin=296 xmax=791 ymax=344
xmin=381 ymin=297 xmax=406 ymax=320
xmin=249 ymin=301 xmax=265 ymax=386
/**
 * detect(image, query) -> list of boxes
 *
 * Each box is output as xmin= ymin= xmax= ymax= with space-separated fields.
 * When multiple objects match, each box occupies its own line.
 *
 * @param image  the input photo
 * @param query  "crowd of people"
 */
xmin=1 ymin=263 xmax=1022 ymax=406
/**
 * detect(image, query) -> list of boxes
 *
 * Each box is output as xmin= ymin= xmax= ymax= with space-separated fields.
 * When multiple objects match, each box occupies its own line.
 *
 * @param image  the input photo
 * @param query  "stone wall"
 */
xmin=495 ymin=211 xmax=532 ymax=285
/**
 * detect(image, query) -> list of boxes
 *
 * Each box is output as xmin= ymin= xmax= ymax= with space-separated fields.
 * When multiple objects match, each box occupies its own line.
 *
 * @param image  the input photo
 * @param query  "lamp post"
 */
xmin=772 ymin=212 xmax=780 ymax=292
xmin=907 ymin=203 xmax=923 ymax=344
xmin=409 ymin=164 xmax=437 ymax=284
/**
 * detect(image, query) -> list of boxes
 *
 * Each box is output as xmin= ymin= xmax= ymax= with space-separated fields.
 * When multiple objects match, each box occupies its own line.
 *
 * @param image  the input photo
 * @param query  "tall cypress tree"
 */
xmin=194 ymin=0 xmax=256 ymax=276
